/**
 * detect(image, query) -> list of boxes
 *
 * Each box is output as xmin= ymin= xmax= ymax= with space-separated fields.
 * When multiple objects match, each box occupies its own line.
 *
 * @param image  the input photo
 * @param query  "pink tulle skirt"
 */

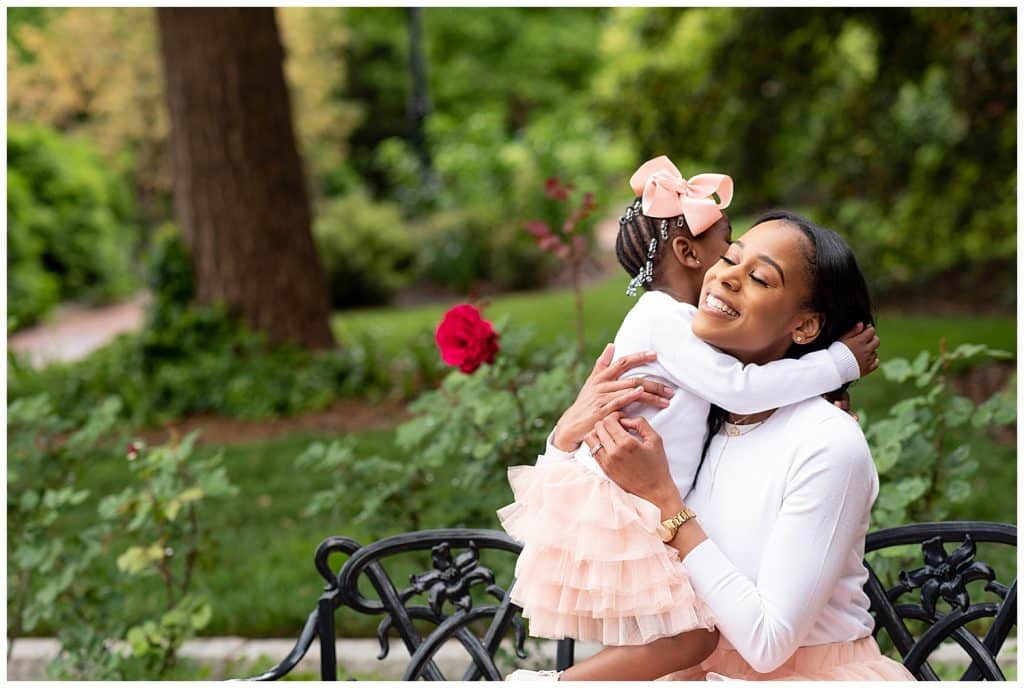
xmin=496 ymin=459 xmax=715 ymax=646
xmin=660 ymin=635 xmax=917 ymax=681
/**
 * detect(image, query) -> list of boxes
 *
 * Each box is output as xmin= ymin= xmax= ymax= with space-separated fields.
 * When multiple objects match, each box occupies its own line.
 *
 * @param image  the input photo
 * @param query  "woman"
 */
xmin=544 ymin=211 xmax=915 ymax=681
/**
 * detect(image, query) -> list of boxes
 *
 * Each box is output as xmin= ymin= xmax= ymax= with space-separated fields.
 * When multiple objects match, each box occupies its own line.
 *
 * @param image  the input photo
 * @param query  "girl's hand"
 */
xmin=585 ymin=413 xmax=684 ymax=519
xmin=839 ymin=322 xmax=880 ymax=377
xmin=552 ymin=344 xmax=674 ymax=452
xmin=831 ymin=389 xmax=859 ymax=422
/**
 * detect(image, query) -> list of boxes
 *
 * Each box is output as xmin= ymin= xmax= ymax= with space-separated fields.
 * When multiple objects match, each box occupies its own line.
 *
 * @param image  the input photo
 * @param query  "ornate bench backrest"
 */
xmin=862 ymin=521 xmax=1016 ymax=681
xmin=243 ymin=522 xmax=1016 ymax=681
xmin=244 ymin=528 xmax=569 ymax=681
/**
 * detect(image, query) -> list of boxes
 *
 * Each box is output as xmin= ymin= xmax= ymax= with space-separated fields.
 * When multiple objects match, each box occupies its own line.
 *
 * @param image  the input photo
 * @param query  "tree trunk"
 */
xmin=156 ymin=8 xmax=334 ymax=349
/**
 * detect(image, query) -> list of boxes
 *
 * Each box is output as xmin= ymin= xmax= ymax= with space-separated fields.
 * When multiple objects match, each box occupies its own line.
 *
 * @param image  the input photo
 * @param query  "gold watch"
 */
xmin=656 ymin=508 xmax=697 ymax=543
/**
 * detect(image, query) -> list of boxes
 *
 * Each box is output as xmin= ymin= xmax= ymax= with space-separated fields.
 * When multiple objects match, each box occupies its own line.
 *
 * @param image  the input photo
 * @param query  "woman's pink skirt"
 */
xmin=660 ymin=635 xmax=917 ymax=681
xmin=496 ymin=459 xmax=715 ymax=646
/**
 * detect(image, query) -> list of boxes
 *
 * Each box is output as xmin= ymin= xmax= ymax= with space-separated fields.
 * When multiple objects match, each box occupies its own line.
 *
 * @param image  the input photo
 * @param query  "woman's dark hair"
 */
xmin=693 ymin=210 xmax=874 ymax=490
xmin=614 ymin=198 xmax=730 ymax=292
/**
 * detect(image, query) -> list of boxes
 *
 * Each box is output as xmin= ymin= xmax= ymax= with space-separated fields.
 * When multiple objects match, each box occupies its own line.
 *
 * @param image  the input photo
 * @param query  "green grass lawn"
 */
xmin=28 ymin=276 xmax=1017 ymax=643
xmin=333 ymin=274 xmax=1016 ymax=362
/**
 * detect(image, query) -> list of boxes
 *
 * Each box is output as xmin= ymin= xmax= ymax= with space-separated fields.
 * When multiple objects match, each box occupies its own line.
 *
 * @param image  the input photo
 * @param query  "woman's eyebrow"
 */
xmin=732 ymin=240 xmax=786 ymax=284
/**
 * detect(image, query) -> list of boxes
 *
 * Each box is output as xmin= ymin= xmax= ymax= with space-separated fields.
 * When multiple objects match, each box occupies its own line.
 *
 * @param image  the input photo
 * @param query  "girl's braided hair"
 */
xmin=615 ymin=198 xmax=728 ymax=296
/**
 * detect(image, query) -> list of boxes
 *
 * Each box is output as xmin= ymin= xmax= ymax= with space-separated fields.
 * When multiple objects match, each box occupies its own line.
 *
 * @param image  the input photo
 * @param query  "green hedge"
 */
xmin=8 ymin=124 xmax=139 ymax=329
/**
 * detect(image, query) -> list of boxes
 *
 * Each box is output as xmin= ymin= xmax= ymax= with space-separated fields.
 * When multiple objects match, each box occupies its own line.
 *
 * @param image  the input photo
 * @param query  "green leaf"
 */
xmin=177 ymin=486 xmax=204 ymax=503
xmin=20 ymin=490 xmax=40 ymax=511
xmin=881 ymin=358 xmax=912 ymax=383
xmin=116 ymin=544 xmax=164 ymax=575
xmin=944 ymin=395 xmax=974 ymax=427
xmin=873 ymin=443 xmax=901 ymax=474
xmin=191 ymin=602 xmax=212 ymax=630
xmin=947 ymin=445 xmax=970 ymax=465
xmin=895 ymin=476 xmax=930 ymax=504
xmin=949 ymin=343 xmax=988 ymax=360
xmin=910 ymin=351 xmax=931 ymax=375
xmin=944 ymin=480 xmax=971 ymax=503
xmin=889 ymin=397 xmax=923 ymax=422
xmin=126 ymin=626 xmax=149 ymax=655
xmin=163 ymin=499 xmax=182 ymax=521
xmin=971 ymin=402 xmax=994 ymax=428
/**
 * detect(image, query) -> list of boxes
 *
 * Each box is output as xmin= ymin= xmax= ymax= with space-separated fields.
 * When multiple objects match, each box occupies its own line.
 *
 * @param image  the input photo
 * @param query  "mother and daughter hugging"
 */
xmin=497 ymin=156 xmax=917 ymax=682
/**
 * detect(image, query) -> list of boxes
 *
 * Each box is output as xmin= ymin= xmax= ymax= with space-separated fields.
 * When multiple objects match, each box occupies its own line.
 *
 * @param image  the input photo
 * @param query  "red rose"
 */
xmin=434 ymin=304 xmax=500 ymax=374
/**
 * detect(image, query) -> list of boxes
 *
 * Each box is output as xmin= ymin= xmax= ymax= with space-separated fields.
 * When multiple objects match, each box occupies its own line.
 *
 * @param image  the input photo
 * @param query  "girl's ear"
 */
xmin=671 ymin=236 xmax=701 ymax=270
xmin=792 ymin=312 xmax=824 ymax=345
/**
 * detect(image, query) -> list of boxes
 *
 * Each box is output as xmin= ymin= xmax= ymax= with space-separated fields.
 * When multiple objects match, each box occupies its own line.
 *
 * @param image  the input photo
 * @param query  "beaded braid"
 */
xmin=615 ymin=199 xmax=692 ymax=296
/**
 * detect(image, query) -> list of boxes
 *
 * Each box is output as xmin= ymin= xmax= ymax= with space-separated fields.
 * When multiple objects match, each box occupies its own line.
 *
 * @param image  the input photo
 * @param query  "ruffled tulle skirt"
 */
xmin=659 ymin=635 xmax=917 ymax=681
xmin=496 ymin=458 xmax=715 ymax=646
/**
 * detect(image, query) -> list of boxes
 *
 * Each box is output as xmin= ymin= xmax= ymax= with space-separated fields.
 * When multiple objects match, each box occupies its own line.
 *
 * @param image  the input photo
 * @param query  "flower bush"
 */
xmin=7 ymin=393 xmax=238 ymax=680
xmin=299 ymin=307 xmax=584 ymax=534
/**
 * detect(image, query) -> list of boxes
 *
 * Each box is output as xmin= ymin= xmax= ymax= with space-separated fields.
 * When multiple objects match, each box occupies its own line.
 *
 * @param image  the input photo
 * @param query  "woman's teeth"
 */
xmin=706 ymin=294 xmax=739 ymax=317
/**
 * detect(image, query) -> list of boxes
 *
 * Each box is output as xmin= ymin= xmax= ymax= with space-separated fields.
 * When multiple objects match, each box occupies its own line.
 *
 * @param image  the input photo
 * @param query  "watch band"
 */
xmin=657 ymin=508 xmax=697 ymax=543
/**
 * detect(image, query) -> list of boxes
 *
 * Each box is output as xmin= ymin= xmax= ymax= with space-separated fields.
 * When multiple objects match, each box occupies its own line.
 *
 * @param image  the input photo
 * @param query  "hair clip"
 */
xmin=626 ymin=273 xmax=642 ymax=297
xmin=660 ymin=219 xmax=669 ymax=241
xmin=676 ymin=216 xmax=686 ymax=228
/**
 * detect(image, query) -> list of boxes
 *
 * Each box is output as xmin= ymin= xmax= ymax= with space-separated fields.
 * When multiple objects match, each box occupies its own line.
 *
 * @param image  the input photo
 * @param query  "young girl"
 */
xmin=499 ymin=156 xmax=878 ymax=680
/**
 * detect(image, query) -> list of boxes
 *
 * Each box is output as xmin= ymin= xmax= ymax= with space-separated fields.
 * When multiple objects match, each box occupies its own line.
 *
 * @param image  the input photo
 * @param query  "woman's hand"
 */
xmin=551 ymin=344 xmax=675 ymax=452
xmin=584 ymin=413 xmax=685 ymax=519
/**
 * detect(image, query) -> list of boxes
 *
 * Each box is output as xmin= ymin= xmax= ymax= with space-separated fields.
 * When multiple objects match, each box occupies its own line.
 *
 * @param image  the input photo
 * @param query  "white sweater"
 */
xmin=545 ymin=397 xmax=879 ymax=673
xmin=682 ymin=398 xmax=878 ymax=672
xmin=571 ymin=290 xmax=861 ymax=496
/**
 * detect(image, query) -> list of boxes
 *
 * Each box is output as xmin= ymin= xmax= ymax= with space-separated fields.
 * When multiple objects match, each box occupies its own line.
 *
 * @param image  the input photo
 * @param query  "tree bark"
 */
xmin=156 ymin=8 xmax=334 ymax=349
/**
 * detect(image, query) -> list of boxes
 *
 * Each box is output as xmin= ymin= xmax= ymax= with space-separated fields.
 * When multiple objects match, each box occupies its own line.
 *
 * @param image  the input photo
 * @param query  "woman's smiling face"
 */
xmin=691 ymin=220 xmax=821 ymax=365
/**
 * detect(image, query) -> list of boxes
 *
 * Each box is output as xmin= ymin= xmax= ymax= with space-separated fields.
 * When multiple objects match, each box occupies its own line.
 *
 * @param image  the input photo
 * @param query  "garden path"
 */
xmin=8 ymin=293 xmax=149 ymax=367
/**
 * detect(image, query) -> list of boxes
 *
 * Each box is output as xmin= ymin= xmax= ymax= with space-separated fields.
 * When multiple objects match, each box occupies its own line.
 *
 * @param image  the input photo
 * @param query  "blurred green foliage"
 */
xmin=8 ymin=391 xmax=240 ymax=680
xmin=7 ymin=124 xmax=139 ymax=328
xmin=6 ymin=227 xmax=415 ymax=426
xmin=312 ymin=192 xmax=416 ymax=308
xmin=863 ymin=343 xmax=1016 ymax=587
xmin=593 ymin=7 xmax=1015 ymax=299
xmin=298 ymin=316 xmax=584 ymax=532
xmin=7 ymin=8 xmax=1015 ymax=313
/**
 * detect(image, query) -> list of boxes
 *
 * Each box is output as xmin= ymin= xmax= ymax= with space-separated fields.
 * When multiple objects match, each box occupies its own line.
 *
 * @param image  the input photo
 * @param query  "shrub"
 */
xmin=8 ymin=391 xmax=239 ymax=680
xmin=7 ymin=124 xmax=139 ymax=329
xmin=299 ymin=312 xmax=584 ymax=533
xmin=7 ymin=394 xmax=122 ymax=657
xmin=312 ymin=191 xmax=416 ymax=308
xmin=7 ymin=226 xmax=395 ymax=428
xmin=375 ymin=101 xmax=631 ymax=294
xmin=863 ymin=342 xmax=1016 ymax=583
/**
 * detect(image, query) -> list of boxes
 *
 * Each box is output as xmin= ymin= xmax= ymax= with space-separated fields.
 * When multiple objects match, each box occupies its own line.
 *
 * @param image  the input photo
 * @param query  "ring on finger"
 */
xmin=590 ymin=443 xmax=604 ymax=455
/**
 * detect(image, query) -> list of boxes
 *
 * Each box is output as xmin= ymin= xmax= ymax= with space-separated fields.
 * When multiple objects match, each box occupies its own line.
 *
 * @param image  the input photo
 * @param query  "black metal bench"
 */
xmin=239 ymin=521 xmax=1015 ymax=681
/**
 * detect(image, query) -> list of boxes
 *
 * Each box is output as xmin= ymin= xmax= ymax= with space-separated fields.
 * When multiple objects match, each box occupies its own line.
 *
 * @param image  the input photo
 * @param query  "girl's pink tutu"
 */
xmin=497 ymin=457 xmax=715 ymax=646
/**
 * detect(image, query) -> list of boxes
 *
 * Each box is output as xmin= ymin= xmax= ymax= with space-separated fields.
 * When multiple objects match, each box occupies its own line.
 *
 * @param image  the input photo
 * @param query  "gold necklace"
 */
xmin=723 ymin=410 xmax=772 ymax=437
xmin=724 ymin=420 xmax=764 ymax=437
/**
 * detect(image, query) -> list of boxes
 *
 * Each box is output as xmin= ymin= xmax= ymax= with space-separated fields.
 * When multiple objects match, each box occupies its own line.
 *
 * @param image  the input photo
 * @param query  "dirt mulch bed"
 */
xmin=134 ymin=398 xmax=412 ymax=447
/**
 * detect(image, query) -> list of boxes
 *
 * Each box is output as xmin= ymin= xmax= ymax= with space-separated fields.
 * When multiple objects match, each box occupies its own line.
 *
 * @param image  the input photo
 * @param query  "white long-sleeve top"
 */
xmin=681 ymin=398 xmax=878 ymax=672
xmin=541 ymin=397 xmax=879 ymax=673
xmin=571 ymin=290 xmax=861 ymax=496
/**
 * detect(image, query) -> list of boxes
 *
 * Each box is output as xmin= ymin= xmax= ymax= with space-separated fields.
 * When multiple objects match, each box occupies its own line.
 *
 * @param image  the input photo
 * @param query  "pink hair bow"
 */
xmin=629 ymin=156 xmax=733 ymax=236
